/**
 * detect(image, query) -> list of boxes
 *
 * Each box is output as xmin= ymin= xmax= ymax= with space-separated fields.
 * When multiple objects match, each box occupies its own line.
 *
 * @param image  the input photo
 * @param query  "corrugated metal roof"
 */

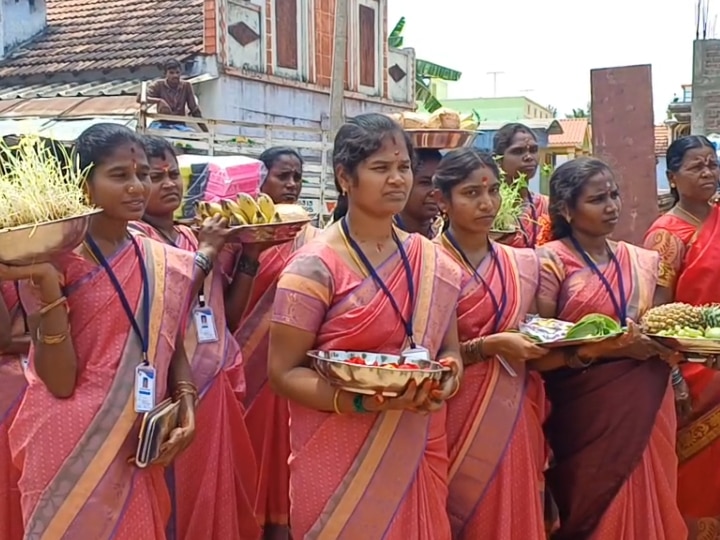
xmin=0 ymin=78 xmax=143 ymax=100
xmin=0 ymin=117 xmax=137 ymax=142
xmin=0 ymin=96 xmax=138 ymax=118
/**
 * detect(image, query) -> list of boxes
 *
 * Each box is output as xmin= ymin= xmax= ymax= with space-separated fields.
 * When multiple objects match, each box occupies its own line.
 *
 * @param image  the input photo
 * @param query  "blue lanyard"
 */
xmin=341 ymin=218 xmax=416 ymax=347
xmin=86 ymin=234 xmax=151 ymax=363
xmin=569 ymin=236 xmax=627 ymax=323
xmin=444 ymin=231 xmax=507 ymax=333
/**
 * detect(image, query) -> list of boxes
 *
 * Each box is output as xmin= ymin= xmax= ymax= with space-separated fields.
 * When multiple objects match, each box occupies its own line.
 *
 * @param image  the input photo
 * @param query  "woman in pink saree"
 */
xmin=3 ymin=124 xmax=197 ymax=539
xmin=0 ymin=282 xmax=29 ymax=540
xmin=130 ymin=136 xmax=261 ymax=540
xmin=432 ymin=148 xmax=550 ymax=539
xmin=229 ymin=147 xmax=319 ymax=539
xmin=535 ymin=157 xmax=687 ymax=539
xmin=267 ymin=114 xmax=463 ymax=539
xmin=492 ymin=123 xmax=549 ymax=248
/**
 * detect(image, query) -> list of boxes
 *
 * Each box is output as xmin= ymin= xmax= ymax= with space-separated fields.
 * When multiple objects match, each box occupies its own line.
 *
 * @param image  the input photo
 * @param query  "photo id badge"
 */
xmin=134 ymin=364 xmax=157 ymax=413
xmin=194 ymin=307 xmax=219 ymax=343
xmin=401 ymin=345 xmax=430 ymax=363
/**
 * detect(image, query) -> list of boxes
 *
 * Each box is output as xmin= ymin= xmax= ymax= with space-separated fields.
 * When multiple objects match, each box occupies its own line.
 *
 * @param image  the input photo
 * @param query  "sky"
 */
xmin=387 ymin=0 xmax=708 ymax=121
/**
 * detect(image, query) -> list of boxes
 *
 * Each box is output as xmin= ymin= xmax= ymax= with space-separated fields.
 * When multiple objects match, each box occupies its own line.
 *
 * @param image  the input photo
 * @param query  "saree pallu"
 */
xmin=130 ymin=221 xmax=259 ymax=540
xmin=272 ymin=235 xmax=461 ymax=539
xmin=233 ymin=225 xmax=319 ymax=539
xmin=9 ymin=238 xmax=192 ymax=540
xmin=538 ymin=240 xmax=686 ymax=539
xmin=502 ymin=193 xmax=549 ymax=249
xmin=646 ymin=207 xmax=720 ymax=522
xmin=441 ymin=243 xmax=545 ymax=539
xmin=1 ymin=282 xmax=28 ymax=540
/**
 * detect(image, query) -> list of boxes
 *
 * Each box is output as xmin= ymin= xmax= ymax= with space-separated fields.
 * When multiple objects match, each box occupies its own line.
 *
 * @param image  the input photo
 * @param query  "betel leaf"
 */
xmin=565 ymin=314 xmax=622 ymax=340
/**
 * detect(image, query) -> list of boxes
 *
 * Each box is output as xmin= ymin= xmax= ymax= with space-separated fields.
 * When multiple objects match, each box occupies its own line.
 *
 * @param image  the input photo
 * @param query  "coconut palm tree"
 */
xmin=388 ymin=17 xmax=462 ymax=113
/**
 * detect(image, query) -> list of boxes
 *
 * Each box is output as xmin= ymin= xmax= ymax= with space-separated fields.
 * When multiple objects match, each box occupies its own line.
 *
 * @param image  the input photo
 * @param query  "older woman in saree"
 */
xmin=535 ymin=157 xmax=687 ymax=539
xmin=492 ymin=123 xmax=549 ymax=248
xmin=432 ymin=147 xmax=549 ymax=539
xmin=2 ymin=124 xmax=197 ymax=539
xmin=267 ymin=113 xmax=463 ymax=540
xmin=228 ymin=146 xmax=319 ymax=539
xmin=130 ymin=135 xmax=261 ymax=540
xmin=0 ymin=284 xmax=28 ymax=540
xmin=643 ymin=135 xmax=720 ymax=527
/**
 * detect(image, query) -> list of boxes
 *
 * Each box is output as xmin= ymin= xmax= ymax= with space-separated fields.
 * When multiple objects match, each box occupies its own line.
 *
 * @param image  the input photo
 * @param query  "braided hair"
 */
xmin=548 ymin=157 xmax=613 ymax=240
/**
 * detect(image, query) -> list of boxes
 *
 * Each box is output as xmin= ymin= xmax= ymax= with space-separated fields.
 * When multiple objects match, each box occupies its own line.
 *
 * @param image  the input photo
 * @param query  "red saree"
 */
xmin=11 ymin=238 xmax=192 ymax=539
xmin=271 ymin=234 xmax=461 ymax=539
xmin=233 ymin=224 xmax=319 ymax=539
xmin=130 ymin=221 xmax=259 ymax=540
xmin=645 ymin=206 xmax=720 ymax=521
xmin=0 ymin=282 xmax=27 ymax=540
xmin=537 ymin=240 xmax=686 ymax=539
xmin=439 ymin=241 xmax=546 ymax=539
xmin=502 ymin=193 xmax=549 ymax=248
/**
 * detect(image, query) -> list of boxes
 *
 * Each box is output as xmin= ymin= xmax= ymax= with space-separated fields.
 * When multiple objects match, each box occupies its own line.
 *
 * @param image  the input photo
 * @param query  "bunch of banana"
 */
xmin=196 ymin=193 xmax=281 ymax=226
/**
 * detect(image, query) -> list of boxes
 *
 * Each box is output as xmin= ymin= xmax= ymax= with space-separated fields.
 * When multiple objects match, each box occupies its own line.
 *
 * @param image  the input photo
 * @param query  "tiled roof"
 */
xmin=0 ymin=0 xmax=204 ymax=79
xmin=654 ymin=125 xmax=669 ymax=156
xmin=549 ymin=118 xmax=589 ymax=148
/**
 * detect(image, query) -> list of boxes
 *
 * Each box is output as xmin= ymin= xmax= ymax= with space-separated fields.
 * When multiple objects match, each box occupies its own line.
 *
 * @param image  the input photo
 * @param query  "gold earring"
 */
xmin=670 ymin=183 xmax=676 ymax=189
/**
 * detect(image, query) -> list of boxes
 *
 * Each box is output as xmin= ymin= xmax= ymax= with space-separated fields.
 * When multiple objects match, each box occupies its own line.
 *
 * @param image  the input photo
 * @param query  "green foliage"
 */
xmin=389 ymin=17 xmax=461 ymax=113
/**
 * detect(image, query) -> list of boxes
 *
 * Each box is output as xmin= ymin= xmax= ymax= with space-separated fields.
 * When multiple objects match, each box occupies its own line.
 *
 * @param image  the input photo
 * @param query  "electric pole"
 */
xmin=487 ymin=71 xmax=504 ymax=97
xmin=329 ymin=0 xmax=349 ymax=136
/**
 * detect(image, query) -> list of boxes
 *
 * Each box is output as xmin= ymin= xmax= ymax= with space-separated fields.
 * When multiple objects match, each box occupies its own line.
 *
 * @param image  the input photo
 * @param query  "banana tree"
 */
xmin=388 ymin=17 xmax=462 ymax=113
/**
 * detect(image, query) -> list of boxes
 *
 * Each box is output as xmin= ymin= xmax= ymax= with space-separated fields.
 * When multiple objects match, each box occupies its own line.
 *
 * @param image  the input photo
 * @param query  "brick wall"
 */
xmin=692 ymin=39 xmax=720 ymax=134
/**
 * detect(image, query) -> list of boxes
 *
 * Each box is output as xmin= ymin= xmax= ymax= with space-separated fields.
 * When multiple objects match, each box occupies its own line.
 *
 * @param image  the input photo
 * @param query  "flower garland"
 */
xmin=535 ymin=214 xmax=553 ymax=246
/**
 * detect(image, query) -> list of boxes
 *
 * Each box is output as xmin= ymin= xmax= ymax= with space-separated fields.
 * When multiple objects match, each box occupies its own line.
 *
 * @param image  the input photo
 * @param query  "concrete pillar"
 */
xmin=590 ymin=64 xmax=657 ymax=244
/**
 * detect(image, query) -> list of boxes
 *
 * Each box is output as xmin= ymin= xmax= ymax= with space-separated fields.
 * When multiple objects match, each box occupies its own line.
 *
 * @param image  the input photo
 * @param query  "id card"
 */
xmin=194 ymin=307 xmax=219 ymax=343
xmin=134 ymin=364 xmax=157 ymax=413
xmin=401 ymin=345 xmax=430 ymax=363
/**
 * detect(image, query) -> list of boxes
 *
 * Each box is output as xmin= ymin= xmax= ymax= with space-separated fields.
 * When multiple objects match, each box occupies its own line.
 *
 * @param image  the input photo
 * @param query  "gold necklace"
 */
xmin=82 ymin=241 xmax=101 ymax=265
xmin=674 ymin=205 xmax=702 ymax=226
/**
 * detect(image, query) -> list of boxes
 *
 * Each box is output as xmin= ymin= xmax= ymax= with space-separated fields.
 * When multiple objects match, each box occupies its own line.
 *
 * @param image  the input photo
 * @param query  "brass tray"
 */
xmin=309 ymin=350 xmax=448 ymax=397
xmin=406 ymin=129 xmax=476 ymax=149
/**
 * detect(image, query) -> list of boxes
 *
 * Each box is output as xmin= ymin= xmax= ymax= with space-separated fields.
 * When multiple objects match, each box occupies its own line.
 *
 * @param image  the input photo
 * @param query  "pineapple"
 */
xmin=641 ymin=302 xmax=705 ymax=334
xmin=702 ymin=304 xmax=720 ymax=329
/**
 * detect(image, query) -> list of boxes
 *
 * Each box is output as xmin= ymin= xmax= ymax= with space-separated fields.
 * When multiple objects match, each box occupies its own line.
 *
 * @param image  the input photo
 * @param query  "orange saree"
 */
xmin=439 ymin=240 xmax=545 ymax=539
xmin=10 ymin=238 xmax=192 ymax=539
xmin=0 ymin=282 xmax=27 ymax=540
xmin=233 ymin=224 xmax=319 ymax=539
xmin=502 ymin=193 xmax=549 ymax=248
xmin=645 ymin=206 xmax=720 ymax=521
xmin=130 ymin=221 xmax=259 ymax=540
xmin=538 ymin=240 xmax=686 ymax=539
xmin=271 ymin=235 xmax=461 ymax=539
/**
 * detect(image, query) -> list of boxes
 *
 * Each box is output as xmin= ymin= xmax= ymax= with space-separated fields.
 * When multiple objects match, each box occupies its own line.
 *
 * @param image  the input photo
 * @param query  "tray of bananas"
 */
xmin=195 ymin=193 xmax=311 ymax=244
xmin=641 ymin=302 xmax=720 ymax=355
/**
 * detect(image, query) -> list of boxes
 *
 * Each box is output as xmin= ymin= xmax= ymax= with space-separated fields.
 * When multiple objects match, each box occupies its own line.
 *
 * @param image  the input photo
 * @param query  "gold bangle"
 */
xmin=332 ymin=388 xmax=342 ymax=414
xmin=36 ymin=327 xmax=68 ymax=345
xmin=174 ymin=388 xmax=199 ymax=403
xmin=447 ymin=379 xmax=461 ymax=400
xmin=37 ymin=296 xmax=67 ymax=317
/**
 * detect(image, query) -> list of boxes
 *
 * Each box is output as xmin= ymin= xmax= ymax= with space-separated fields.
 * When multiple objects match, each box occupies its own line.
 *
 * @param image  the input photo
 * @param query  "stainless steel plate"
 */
xmin=0 ymin=210 xmax=101 ymax=265
xmin=309 ymin=350 xmax=448 ymax=397
xmin=536 ymin=332 xmax=623 ymax=349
